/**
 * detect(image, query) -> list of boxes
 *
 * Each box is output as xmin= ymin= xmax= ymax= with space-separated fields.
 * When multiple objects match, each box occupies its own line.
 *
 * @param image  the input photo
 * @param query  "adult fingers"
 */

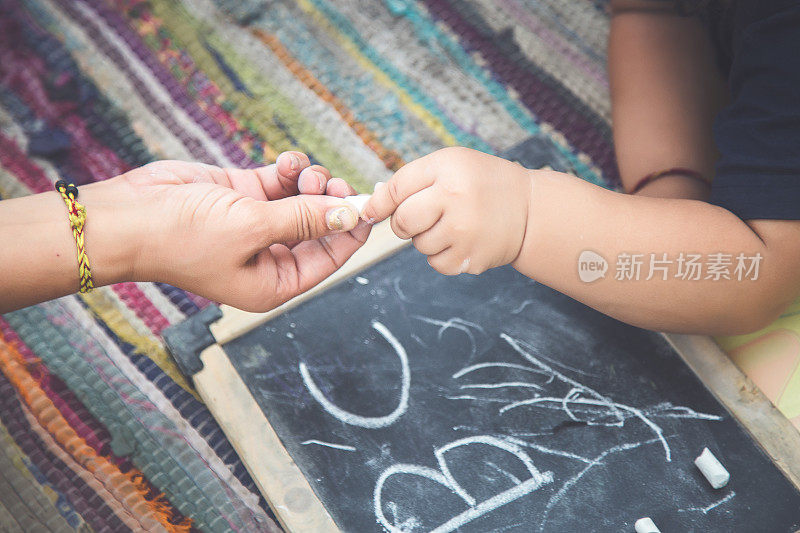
xmin=362 ymin=158 xmax=435 ymax=223
xmin=325 ymin=177 xmax=357 ymax=198
xmin=255 ymin=194 xmax=361 ymax=245
xmin=284 ymin=227 xmax=369 ymax=292
xmin=166 ymin=151 xmax=313 ymax=200
xmin=217 ymin=151 xmax=313 ymax=200
xmin=252 ymin=151 xmax=312 ymax=199
xmin=286 ymin=215 xmax=369 ymax=250
xmin=390 ymin=187 xmax=443 ymax=240
xmin=298 ymin=165 xmax=333 ymax=195
xmin=246 ymin=226 xmax=369 ymax=308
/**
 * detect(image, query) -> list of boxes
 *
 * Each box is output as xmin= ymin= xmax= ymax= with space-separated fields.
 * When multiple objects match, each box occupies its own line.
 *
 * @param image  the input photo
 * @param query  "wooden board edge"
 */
xmin=211 ymin=220 xmax=408 ymax=345
xmin=195 ymin=344 xmax=339 ymax=533
xmin=664 ymin=333 xmax=800 ymax=489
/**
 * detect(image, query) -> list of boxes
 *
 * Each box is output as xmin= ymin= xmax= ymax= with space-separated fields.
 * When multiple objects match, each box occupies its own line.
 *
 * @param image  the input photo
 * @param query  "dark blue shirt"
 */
xmin=708 ymin=0 xmax=800 ymax=219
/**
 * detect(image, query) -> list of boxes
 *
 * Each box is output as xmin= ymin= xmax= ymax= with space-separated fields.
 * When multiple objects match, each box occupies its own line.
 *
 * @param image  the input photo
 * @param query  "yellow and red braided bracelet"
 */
xmin=55 ymin=180 xmax=93 ymax=293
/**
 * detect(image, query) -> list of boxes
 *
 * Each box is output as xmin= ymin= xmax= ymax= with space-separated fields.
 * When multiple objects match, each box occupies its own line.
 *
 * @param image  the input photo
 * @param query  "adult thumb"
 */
xmin=258 ymin=194 xmax=360 ymax=244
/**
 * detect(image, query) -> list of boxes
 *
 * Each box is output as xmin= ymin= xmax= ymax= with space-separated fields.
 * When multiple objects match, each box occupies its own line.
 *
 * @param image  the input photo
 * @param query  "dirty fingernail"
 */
xmin=326 ymin=206 xmax=358 ymax=231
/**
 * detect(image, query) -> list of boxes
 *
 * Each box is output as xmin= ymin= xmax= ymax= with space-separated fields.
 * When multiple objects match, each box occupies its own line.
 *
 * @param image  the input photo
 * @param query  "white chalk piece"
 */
xmin=343 ymin=194 xmax=371 ymax=214
xmin=634 ymin=517 xmax=660 ymax=533
xmin=694 ymin=447 xmax=730 ymax=489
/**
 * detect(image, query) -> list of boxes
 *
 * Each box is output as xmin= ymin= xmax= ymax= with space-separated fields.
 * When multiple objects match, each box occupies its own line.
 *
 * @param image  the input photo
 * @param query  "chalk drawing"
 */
xmin=412 ymin=315 xmax=486 ymax=357
xmin=505 ymin=436 xmax=593 ymax=464
xmin=494 ymin=334 xmax=721 ymax=461
xmin=642 ymin=403 xmax=724 ymax=421
xmin=501 ymin=395 xmax=671 ymax=461
xmin=387 ymin=501 xmax=421 ymax=531
xmin=485 ymin=461 xmax=522 ymax=485
xmin=300 ymin=440 xmax=356 ymax=452
xmin=678 ymin=492 xmax=736 ymax=515
xmin=453 ymin=362 xmax=549 ymax=380
xmin=393 ymin=277 xmax=410 ymax=302
xmin=300 ymin=321 xmax=410 ymax=428
xmin=445 ymin=395 xmax=510 ymax=404
xmin=410 ymin=333 xmax=428 ymax=348
xmin=538 ymin=438 xmax=663 ymax=532
xmin=510 ymin=300 xmax=535 ymax=314
xmin=461 ymin=382 xmax=544 ymax=391
xmin=374 ymin=436 xmax=553 ymax=532
xmin=295 ymin=315 xmax=726 ymax=531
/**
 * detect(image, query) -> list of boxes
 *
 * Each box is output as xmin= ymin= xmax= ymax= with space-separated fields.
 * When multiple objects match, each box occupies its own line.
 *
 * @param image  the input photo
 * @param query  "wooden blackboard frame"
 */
xmin=177 ymin=222 xmax=800 ymax=532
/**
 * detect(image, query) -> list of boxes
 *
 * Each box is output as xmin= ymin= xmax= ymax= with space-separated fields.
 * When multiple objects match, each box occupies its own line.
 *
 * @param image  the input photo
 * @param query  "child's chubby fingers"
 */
xmin=362 ymin=159 xmax=435 ymax=223
xmin=411 ymin=221 xmax=451 ymax=256
xmin=297 ymin=165 xmax=333 ymax=195
xmin=426 ymin=247 xmax=473 ymax=276
xmin=428 ymin=243 xmax=490 ymax=276
xmin=389 ymin=187 xmax=443 ymax=240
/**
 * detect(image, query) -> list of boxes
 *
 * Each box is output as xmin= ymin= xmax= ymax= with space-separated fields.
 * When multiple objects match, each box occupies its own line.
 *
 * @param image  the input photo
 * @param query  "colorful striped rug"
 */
xmin=2 ymin=0 xmax=792 ymax=531
xmin=0 ymin=0 xmax=614 ymax=529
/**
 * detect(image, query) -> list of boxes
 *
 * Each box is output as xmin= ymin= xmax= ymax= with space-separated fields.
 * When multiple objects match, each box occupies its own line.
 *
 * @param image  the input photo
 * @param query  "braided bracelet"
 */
xmin=55 ymin=180 xmax=93 ymax=293
xmin=628 ymin=167 xmax=710 ymax=194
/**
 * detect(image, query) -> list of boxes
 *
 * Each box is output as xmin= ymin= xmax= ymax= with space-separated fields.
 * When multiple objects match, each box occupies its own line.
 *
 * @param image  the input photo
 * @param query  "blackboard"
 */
xmin=221 ymin=247 xmax=800 ymax=532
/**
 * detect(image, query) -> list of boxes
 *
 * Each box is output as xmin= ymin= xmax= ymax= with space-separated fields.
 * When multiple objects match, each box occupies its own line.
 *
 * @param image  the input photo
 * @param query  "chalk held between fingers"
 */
xmin=694 ymin=447 xmax=730 ymax=489
xmin=634 ymin=517 xmax=660 ymax=533
xmin=342 ymin=180 xmax=385 ymax=214
xmin=343 ymin=194 xmax=371 ymax=215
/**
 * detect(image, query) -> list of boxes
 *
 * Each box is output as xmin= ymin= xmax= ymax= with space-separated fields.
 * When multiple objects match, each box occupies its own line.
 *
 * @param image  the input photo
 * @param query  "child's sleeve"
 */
xmin=709 ymin=2 xmax=800 ymax=220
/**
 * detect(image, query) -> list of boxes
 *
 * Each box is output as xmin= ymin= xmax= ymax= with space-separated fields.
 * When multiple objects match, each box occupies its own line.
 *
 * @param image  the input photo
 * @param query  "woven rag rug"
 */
xmin=0 ymin=0 xmax=797 ymax=531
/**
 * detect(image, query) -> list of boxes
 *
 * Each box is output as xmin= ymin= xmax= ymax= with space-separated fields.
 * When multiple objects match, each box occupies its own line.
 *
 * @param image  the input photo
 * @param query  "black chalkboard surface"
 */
xmin=222 ymin=247 xmax=800 ymax=532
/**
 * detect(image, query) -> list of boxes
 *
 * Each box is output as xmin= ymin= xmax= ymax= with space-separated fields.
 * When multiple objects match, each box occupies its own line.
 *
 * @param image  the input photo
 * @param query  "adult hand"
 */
xmin=58 ymin=152 xmax=369 ymax=313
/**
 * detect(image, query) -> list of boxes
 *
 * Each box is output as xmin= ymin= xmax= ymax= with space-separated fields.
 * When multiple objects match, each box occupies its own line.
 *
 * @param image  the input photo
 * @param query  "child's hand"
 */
xmin=102 ymin=152 xmax=369 ymax=312
xmin=363 ymin=147 xmax=532 ymax=275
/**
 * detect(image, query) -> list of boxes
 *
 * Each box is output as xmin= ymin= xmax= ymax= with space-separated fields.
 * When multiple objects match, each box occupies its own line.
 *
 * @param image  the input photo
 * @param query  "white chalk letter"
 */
xmin=300 ymin=321 xmax=410 ymax=428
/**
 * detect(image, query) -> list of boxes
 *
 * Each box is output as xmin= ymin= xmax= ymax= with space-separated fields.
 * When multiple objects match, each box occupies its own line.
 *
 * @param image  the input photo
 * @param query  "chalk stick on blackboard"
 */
xmin=634 ymin=517 xmax=661 ymax=533
xmin=695 ymin=447 xmax=730 ymax=489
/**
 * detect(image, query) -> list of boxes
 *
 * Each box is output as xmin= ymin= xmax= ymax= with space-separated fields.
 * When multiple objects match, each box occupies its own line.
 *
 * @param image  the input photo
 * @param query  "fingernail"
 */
xmin=313 ymin=169 xmax=325 ymax=192
xmin=289 ymin=153 xmax=300 ymax=171
xmin=373 ymin=181 xmax=385 ymax=192
xmin=326 ymin=206 xmax=358 ymax=231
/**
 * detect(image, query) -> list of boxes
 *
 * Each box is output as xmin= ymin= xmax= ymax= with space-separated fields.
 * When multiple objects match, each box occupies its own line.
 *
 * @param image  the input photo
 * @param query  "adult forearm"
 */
xmin=0 ymin=179 xmax=142 ymax=312
xmin=513 ymin=171 xmax=800 ymax=335
xmin=2 ymin=155 xmax=371 ymax=314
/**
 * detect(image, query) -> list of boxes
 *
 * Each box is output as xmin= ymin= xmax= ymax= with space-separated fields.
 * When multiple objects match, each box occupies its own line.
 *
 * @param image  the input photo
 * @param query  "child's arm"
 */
xmin=0 ymin=153 xmax=368 ymax=313
xmin=362 ymin=147 xmax=800 ymax=336
xmin=515 ymin=167 xmax=800 ymax=335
